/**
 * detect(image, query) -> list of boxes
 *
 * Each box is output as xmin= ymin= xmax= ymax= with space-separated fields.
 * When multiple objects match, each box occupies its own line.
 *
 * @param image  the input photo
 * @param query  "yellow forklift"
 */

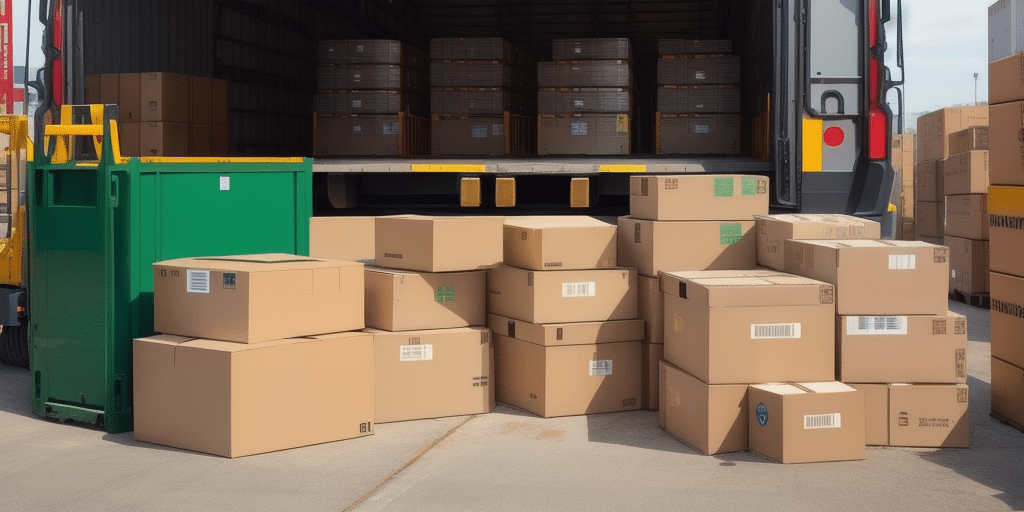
xmin=0 ymin=114 xmax=29 ymax=367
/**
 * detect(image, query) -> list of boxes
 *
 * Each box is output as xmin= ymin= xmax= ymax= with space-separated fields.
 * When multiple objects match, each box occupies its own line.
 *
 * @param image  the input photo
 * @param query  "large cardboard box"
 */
xmin=892 ymin=134 xmax=916 ymax=176
xmin=657 ymin=114 xmax=741 ymax=155
xmin=140 ymin=122 xmax=189 ymax=157
xmin=944 ymin=194 xmax=989 ymax=240
xmin=375 ymin=215 xmax=503 ymax=272
xmin=642 ymin=342 xmax=664 ymax=410
xmin=118 ymin=122 xmax=141 ymax=157
xmin=141 ymin=72 xmax=190 ymax=123
xmin=118 ymin=73 xmax=142 ymax=123
xmin=133 ymin=332 xmax=374 ymax=458
xmin=754 ymin=214 xmax=881 ymax=271
xmin=629 ymin=175 xmax=769 ymax=221
xmin=638 ymin=275 xmax=664 ymax=344
xmin=943 ymin=151 xmax=989 ymax=195
xmin=900 ymin=217 xmax=916 ymax=241
xmin=784 ymin=239 xmax=949 ymax=316
xmin=656 ymin=55 xmax=741 ymax=85
xmin=99 ymin=74 xmax=119 ymax=107
xmin=432 ymin=117 xmax=510 ymax=156
xmin=85 ymin=74 xmax=101 ymax=103
xmin=916 ymin=106 xmax=988 ymax=162
xmin=309 ymin=216 xmax=375 ymax=263
xmin=316 ymin=115 xmax=402 ymax=156
xmin=486 ymin=264 xmax=637 ymax=324
xmin=503 ymin=216 xmax=616 ymax=270
xmin=888 ymin=383 xmax=970 ymax=448
xmin=153 ymin=254 xmax=364 ymax=343
xmin=364 ymin=268 xmax=485 ymax=331
xmin=537 ymin=114 xmax=631 ymax=156
xmin=190 ymin=76 xmax=213 ymax=125
xmin=836 ymin=312 xmax=968 ymax=384
xmin=494 ymin=334 xmax=641 ymax=418
xmin=189 ymin=124 xmax=212 ymax=157
xmin=990 ymin=101 xmax=1024 ymax=186
xmin=946 ymin=236 xmax=990 ymax=294
xmin=988 ymin=185 xmax=1024 ymax=277
xmin=369 ymin=327 xmax=494 ymax=424
xmin=748 ymin=382 xmax=866 ymax=464
xmin=917 ymin=235 xmax=945 ymax=246
xmin=212 ymin=79 xmax=229 ymax=125
xmin=914 ymin=160 xmax=944 ymax=202
xmin=901 ymin=182 xmax=915 ymax=218
xmin=487 ymin=314 xmax=644 ymax=347
xmin=915 ymin=201 xmax=944 ymax=238
xmin=616 ymin=217 xmax=756 ymax=277
xmin=991 ymin=272 xmax=1024 ymax=370
xmin=989 ymin=50 xmax=1024 ymax=105
xmin=661 ymin=360 xmax=748 ymax=455
xmin=948 ymin=127 xmax=989 ymax=156
xmin=661 ymin=271 xmax=835 ymax=385
xmin=991 ymin=356 xmax=1024 ymax=431
xmin=849 ymin=384 xmax=889 ymax=446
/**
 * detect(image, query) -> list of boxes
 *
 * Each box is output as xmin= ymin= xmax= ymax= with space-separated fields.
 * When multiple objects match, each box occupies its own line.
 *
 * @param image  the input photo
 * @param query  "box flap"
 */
xmin=156 ymin=254 xmax=362 ymax=272
xmin=662 ymin=272 xmax=833 ymax=307
xmin=504 ymin=215 xmax=615 ymax=229
xmin=134 ymin=334 xmax=196 ymax=346
xmin=660 ymin=269 xmax=787 ymax=297
xmin=487 ymin=313 xmax=643 ymax=346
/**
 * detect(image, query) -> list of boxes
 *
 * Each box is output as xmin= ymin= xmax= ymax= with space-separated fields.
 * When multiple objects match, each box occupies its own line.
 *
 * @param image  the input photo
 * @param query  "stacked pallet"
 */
xmin=314 ymin=40 xmax=430 ymax=156
xmin=943 ymin=127 xmax=991 ymax=298
xmin=655 ymin=39 xmax=740 ymax=155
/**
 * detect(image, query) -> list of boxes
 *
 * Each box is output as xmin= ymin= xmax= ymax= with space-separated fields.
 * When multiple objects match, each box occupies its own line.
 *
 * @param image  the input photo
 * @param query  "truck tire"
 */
xmin=0 ymin=324 xmax=29 ymax=368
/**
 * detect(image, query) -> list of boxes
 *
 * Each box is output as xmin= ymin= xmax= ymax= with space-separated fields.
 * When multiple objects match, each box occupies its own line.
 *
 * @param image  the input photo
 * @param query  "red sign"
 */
xmin=1 ymin=0 xmax=12 ymax=114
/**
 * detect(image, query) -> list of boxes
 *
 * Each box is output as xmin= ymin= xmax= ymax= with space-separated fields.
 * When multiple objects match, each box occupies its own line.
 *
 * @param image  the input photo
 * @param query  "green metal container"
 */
xmin=29 ymin=126 xmax=312 ymax=433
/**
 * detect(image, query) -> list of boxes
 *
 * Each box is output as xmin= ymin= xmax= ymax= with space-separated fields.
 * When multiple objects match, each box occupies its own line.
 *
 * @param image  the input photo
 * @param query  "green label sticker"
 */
xmin=714 ymin=177 xmax=734 ymax=197
xmin=741 ymin=177 xmax=761 ymax=196
xmin=720 ymin=223 xmax=742 ymax=245
xmin=435 ymin=286 xmax=456 ymax=303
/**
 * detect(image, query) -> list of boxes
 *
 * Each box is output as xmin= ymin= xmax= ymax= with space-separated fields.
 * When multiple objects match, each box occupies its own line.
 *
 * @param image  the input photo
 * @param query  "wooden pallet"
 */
xmin=990 ymin=410 xmax=1024 ymax=435
xmin=950 ymin=290 xmax=990 ymax=309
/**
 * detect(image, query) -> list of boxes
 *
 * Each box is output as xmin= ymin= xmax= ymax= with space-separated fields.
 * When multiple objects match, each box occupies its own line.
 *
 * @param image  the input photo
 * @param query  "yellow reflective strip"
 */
xmin=139 ymin=157 xmax=304 ymax=164
xmin=802 ymin=119 xmax=823 ymax=172
xmin=411 ymin=164 xmax=485 ymax=173
xmin=598 ymin=164 xmax=646 ymax=173
xmin=108 ymin=120 xmax=123 ymax=162
xmin=988 ymin=186 xmax=1024 ymax=215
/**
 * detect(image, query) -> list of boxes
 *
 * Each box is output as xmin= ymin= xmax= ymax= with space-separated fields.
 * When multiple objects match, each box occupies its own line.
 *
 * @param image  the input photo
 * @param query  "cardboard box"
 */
xmin=118 ymin=122 xmax=141 ymax=157
xmin=946 ymin=236 xmax=990 ymax=294
xmin=656 ymin=55 xmax=742 ymax=85
xmin=316 ymin=115 xmax=401 ymax=156
xmin=849 ymin=384 xmax=889 ymax=446
xmin=212 ymin=124 xmax=229 ymax=156
xmin=369 ymin=327 xmax=494 ymax=424
xmin=991 ymin=356 xmax=1024 ymax=431
xmin=661 ymin=360 xmax=748 ymax=455
xmin=638 ymin=275 xmax=664 ymax=344
xmin=309 ymin=216 xmax=375 ymax=263
xmin=988 ymin=185 xmax=1024 ymax=277
xmin=892 ymin=134 xmax=916 ymax=176
xmin=748 ymin=382 xmax=866 ymax=464
xmin=493 ymin=334 xmax=641 ymax=418
xmin=433 ymin=117 xmax=511 ymax=156
xmin=85 ymin=74 xmax=101 ymax=104
xmin=642 ymin=342 xmax=664 ymax=410
xmin=944 ymin=194 xmax=989 ymax=240
xmin=629 ymin=175 xmax=769 ymax=221
xmin=901 ymin=182 xmax=915 ymax=218
xmin=616 ymin=217 xmax=756 ymax=277
xmin=991 ymin=272 xmax=1024 ymax=370
xmin=189 ymin=124 xmax=212 ymax=157
xmin=888 ymin=383 xmax=969 ymax=448
xmin=537 ymin=115 xmax=631 ymax=156
xmin=140 ymin=122 xmax=189 ymax=157
xmin=900 ymin=217 xmax=916 ymax=241
xmin=754 ymin=214 xmax=881 ymax=271
xmin=190 ymin=76 xmax=213 ymax=125
xmin=948 ymin=127 xmax=989 ymax=156
xmin=486 ymin=314 xmax=644 ymax=347
xmin=364 ymin=267 xmax=486 ymax=331
xmin=989 ymin=50 xmax=1024 ymax=104
xmin=153 ymin=254 xmax=364 ymax=343
xmin=914 ymin=160 xmax=944 ymax=202
xmin=99 ymin=74 xmax=119 ymax=107
xmin=375 ymin=215 xmax=503 ymax=272
xmin=133 ymin=332 xmax=374 ymax=458
xmin=916 ymin=106 xmax=988 ymax=162
xmin=657 ymin=114 xmax=741 ymax=155
xmin=915 ymin=201 xmax=944 ymax=238
xmin=141 ymin=72 xmax=190 ymax=123
xmin=503 ymin=216 xmax=616 ymax=270
xmin=943 ymin=151 xmax=989 ymax=195
xmin=487 ymin=264 xmax=637 ymax=324
xmin=661 ymin=271 xmax=836 ymax=385
xmin=990 ymin=101 xmax=1024 ymax=186
xmin=118 ymin=73 xmax=142 ymax=123
xmin=917 ymin=235 xmax=945 ymax=246
xmin=211 ymin=79 xmax=229 ymax=125
xmin=836 ymin=312 xmax=968 ymax=384
xmin=784 ymin=239 xmax=949 ymax=316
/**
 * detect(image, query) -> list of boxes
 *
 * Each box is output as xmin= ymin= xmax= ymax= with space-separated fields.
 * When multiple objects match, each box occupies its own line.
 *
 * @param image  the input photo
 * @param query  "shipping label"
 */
xmin=590 ymin=360 xmax=613 ymax=376
xmin=472 ymin=124 xmax=487 ymax=138
xmin=187 ymin=270 xmax=211 ymax=294
xmin=219 ymin=176 xmax=230 ymax=191
xmin=750 ymin=323 xmax=801 ymax=339
xmin=562 ymin=281 xmax=596 ymax=297
xmin=888 ymin=254 xmax=916 ymax=270
xmin=804 ymin=413 xmax=841 ymax=429
xmin=713 ymin=177 xmax=734 ymax=197
xmin=846 ymin=316 xmax=908 ymax=336
xmin=435 ymin=286 xmax=456 ymax=303
xmin=400 ymin=344 xmax=433 ymax=362
xmin=719 ymin=223 xmax=742 ymax=245
xmin=571 ymin=121 xmax=588 ymax=136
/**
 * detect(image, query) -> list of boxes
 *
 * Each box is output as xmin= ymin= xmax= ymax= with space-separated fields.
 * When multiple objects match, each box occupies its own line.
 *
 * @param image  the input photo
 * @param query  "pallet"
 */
xmin=949 ymin=290 xmax=990 ymax=309
xmin=990 ymin=410 xmax=1024 ymax=435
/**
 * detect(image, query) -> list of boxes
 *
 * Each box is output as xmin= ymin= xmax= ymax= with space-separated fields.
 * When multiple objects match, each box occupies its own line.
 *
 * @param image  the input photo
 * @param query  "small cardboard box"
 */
xmin=944 ymin=194 xmax=989 ymax=240
xmin=990 ymin=101 xmax=1024 ymax=186
xmin=914 ymin=201 xmax=944 ymax=238
xmin=486 ymin=314 xmax=644 ymax=347
xmin=661 ymin=360 xmax=748 ymax=455
xmin=494 ymin=334 xmax=641 ymax=418
xmin=616 ymin=217 xmax=756 ymax=277
xmin=503 ymin=216 xmax=616 ymax=270
xmin=836 ymin=312 xmax=968 ymax=384
xmin=947 ymin=127 xmax=988 ymax=156
xmin=848 ymin=384 xmax=889 ymax=446
xmin=991 ymin=356 xmax=1024 ymax=431
xmin=141 ymin=72 xmax=190 ymax=123
xmin=628 ymin=175 xmax=769 ymax=221
xmin=133 ymin=332 xmax=374 ymax=458
xmin=140 ymin=122 xmax=189 ymax=157
xmin=914 ymin=160 xmax=944 ymax=202
xmin=888 ymin=383 xmax=969 ymax=448
xmin=190 ymin=76 xmax=213 ymax=125
xmin=118 ymin=73 xmax=142 ymax=123
xmin=364 ymin=267 xmax=485 ymax=331
xmin=916 ymin=106 xmax=988 ymax=162
xmin=638 ymin=275 xmax=664 ymax=344
xmin=375 ymin=215 xmax=503 ymax=272
xmin=309 ymin=216 xmax=376 ymax=263
xmin=943 ymin=151 xmax=989 ymax=195
xmin=642 ymin=341 xmax=665 ymax=410
xmin=946 ymin=236 xmax=989 ymax=294
xmin=369 ymin=327 xmax=494 ymax=424
xmin=748 ymin=382 xmax=866 ymax=464
xmin=754 ymin=213 xmax=881 ymax=271
xmin=661 ymin=270 xmax=836 ymax=385
xmin=486 ymin=264 xmax=637 ymax=324
xmin=153 ymin=254 xmax=364 ymax=343
xmin=988 ymin=186 xmax=1024 ymax=277
xmin=991 ymin=272 xmax=1024 ymax=370
xmin=784 ymin=240 xmax=949 ymax=316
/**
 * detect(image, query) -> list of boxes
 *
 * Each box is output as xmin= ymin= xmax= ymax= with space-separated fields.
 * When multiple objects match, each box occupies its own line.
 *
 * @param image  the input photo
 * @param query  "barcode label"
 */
xmin=562 ymin=281 xmax=596 ymax=297
xmin=804 ymin=413 xmax=841 ymax=429
xmin=847 ymin=316 xmax=908 ymax=335
xmin=889 ymin=254 xmax=916 ymax=270
xmin=400 ymin=344 xmax=433 ymax=362
xmin=187 ymin=270 xmax=211 ymax=293
xmin=590 ymin=360 xmax=613 ymax=376
xmin=750 ymin=323 xmax=801 ymax=339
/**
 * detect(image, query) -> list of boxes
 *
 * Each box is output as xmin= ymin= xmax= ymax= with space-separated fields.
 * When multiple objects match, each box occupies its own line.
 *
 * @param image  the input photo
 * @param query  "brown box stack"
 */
xmin=942 ymin=126 xmax=991 ymax=296
xmin=892 ymin=134 xmax=916 ymax=239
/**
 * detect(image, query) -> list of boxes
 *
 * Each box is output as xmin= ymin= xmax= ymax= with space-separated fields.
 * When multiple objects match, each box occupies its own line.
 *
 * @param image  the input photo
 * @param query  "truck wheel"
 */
xmin=0 ymin=325 xmax=29 ymax=368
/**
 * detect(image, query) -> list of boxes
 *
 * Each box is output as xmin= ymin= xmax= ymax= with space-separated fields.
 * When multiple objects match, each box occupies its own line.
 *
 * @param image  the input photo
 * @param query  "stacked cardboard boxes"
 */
xmin=134 ymin=254 xmax=371 ymax=458
xmin=943 ymin=132 xmax=991 ymax=296
xmin=891 ymin=134 xmax=916 ymax=239
xmin=314 ymin=40 xmax=430 ymax=156
xmin=655 ymin=40 xmax=740 ymax=155
xmin=538 ymin=38 xmax=632 ymax=155
xmin=430 ymin=38 xmax=537 ymax=156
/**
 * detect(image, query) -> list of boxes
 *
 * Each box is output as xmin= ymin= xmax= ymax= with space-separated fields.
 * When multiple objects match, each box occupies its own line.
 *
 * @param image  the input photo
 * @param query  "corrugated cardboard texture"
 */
xmin=638 ymin=275 xmax=665 ymax=344
xmin=190 ymin=76 xmax=212 ymax=124
xmin=642 ymin=342 xmax=664 ymax=410
xmin=188 ymin=124 xmax=212 ymax=157
xmin=748 ymin=382 xmax=866 ymax=464
xmin=988 ymin=186 xmax=1024 ymax=277
xmin=888 ymin=384 xmax=969 ymax=448
xmin=140 ymin=122 xmax=189 ymax=157
xmin=317 ymin=64 xmax=427 ymax=91
xmin=375 ymin=215 xmax=503 ymax=272
xmin=538 ymin=115 xmax=630 ymax=155
xmin=849 ymin=384 xmax=889 ymax=446
xmin=944 ymin=194 xmax=989 ymax=240
xmin=784 ymin=239 xmax=949 ymax=316
xmin=552 ymin=38 xmax=631 ymax=60
xmin=118 ymin=122 xmax=141 ymax=157
xmin=309 ymin=216 xmax=375 ymax=263
xmin=991 ymin=356 xmax=1024 ymax=430
xmin=946 ymin=236 xmax=990 ymax=294
xmin=538 ymin=89 xmax=631 ymax=114
xmin=211 ymin=80 xmax=229 ymax=125
xmin=538 ymin=61 xmax=632 ymax=88
xmin=989 ymin=50 xmax=1024 ymax=105
xmin=118 ymin=73 xmax=142 ymax=123
xmin=432 ymin=88 xmax=532 ymax=116
xmin=836 ymin=312 xmax=968 ymax=384
xmin=432 ymin=117 xmax=507 ymax=156
xmin=661 ymin=360 xmax=748 ymax=455
xmin=630 ymin=175 xmax=768 ymax=221
xmin=430 ymin=61 xmax=535 ymax=88
xmin=616 ymin=217 xmax=756 ymax=277
xmin=948 ymin=127 xmax=989 ymax=155
xmin=916 ymin=106 xmax=989 ymax=162
xmin=658 ymin=39 xmax=732 ymax=55
xmin=755 ymin=213 xmax=882 ymax=271
xmin=486 ymin=314 xmax=643 ymax=347
xmin=990 ymin=101 xmax=1024 ymax=186
xmin=943 ymin=151 xmax=989 ymax=195
xmin=991 ymin=272 xmax=1024 ymax=369
xmin=315 ymin=115 xmax=401 ymax=156
xmin=141 ymin=72 xmax=190 ymax=123
xmin=657 ymin=56 xmax=741 ymax=85
xmin=318 ymin=40 xmax=430 ymax=72
xmin=914 ymin=160 xmax=944 ymax=202
xmin=891 ymin=134 xmax=916 ymax=175
xmin=133 ymin=332 xmax=374 ymax=458
xmin=317 ymin=90 xmax=426 ymax=116
xmin=657 ymin=86 xmax=741 ymax=114
xmin=487 ymin=264 xmax=638 ymax=324
xmin=364 ymin=268 xmax=486 ymax=331
xmin=915 ymin=201 xmax=944 ymax=238
xmin=494 ymin=335 xmax=641 ymax=418
xmin=503 ymin=216 xmax=617 ymax=270
xmin=369 ymin=327 xmax=494 ymax=423
xmin=657 ymin=114 xmax=741 ymax=155
xmin=430 ymin=38 xmax=533 ymax=67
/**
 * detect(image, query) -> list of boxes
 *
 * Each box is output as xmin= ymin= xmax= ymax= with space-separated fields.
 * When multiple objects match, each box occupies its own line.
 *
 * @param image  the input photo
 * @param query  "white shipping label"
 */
xmin=804 ymin=413 xmax=842 ymax=429
xmin=694 ymin=123 xmax=711 ymax=134
xmin=889 ymin=254 xmax=916 ymax=270
xmin=400 ymin=344 xmax=434 ymax=362
xmin=472 ymin=125 xmax=488 ymax=138
xmin=492 ymin=124 xmax=503 ymax=136
xmin=352 ymin=99 xmax=362 ymax=108
xmin=383 ymin=122 xmax=398 ymax=135
xmin=187 ymin=270 xmax=211 ymax=294
xmin=562 ymin=281 xmax=596 ymax=297
xmin=219 ymin=176 xmax=230 ymax=191
xmin=570 ymin=122 xmax=588 ymax=136
xmin=846 ymin=316 xmax=908 ymax=336
xmin=574 ymin=99 xmax=585 ymax=108
xmin=574 ymin=47 xmax=582 ymax=54
xmin=695 ymin=70 xmax=707 ymax=80
xmin=353 ymin=73 xmax=362 ymax=81
xmin=750 ymin=323 xmax=801 ymax=339
xmin=352 ymin=124 xmax=363 ymax=133
xmin=356 ymin=44 xmax=365 ymax=52
xmin=590 ymin=360 xmax=613 ymax=376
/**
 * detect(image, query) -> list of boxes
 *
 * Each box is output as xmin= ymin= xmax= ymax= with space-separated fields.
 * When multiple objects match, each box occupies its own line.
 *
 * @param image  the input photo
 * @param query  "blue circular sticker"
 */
xmin=756 ymin=402 xmax=769 ymax=427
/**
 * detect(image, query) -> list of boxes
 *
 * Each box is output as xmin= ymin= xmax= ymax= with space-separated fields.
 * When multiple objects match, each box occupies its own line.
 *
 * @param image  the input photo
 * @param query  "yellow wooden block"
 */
xmin=570 ymin=178 xmax=590 ymax=208
xmin=460 ymin=177 xmax=482 ymax=207
xmin=496 ymin=177 xmax=516 ymax=208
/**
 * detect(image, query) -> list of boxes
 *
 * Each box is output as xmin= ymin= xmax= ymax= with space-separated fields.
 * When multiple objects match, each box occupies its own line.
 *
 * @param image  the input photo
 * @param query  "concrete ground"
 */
xmin=1 ymin=300 xmax=1021 ymax=512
